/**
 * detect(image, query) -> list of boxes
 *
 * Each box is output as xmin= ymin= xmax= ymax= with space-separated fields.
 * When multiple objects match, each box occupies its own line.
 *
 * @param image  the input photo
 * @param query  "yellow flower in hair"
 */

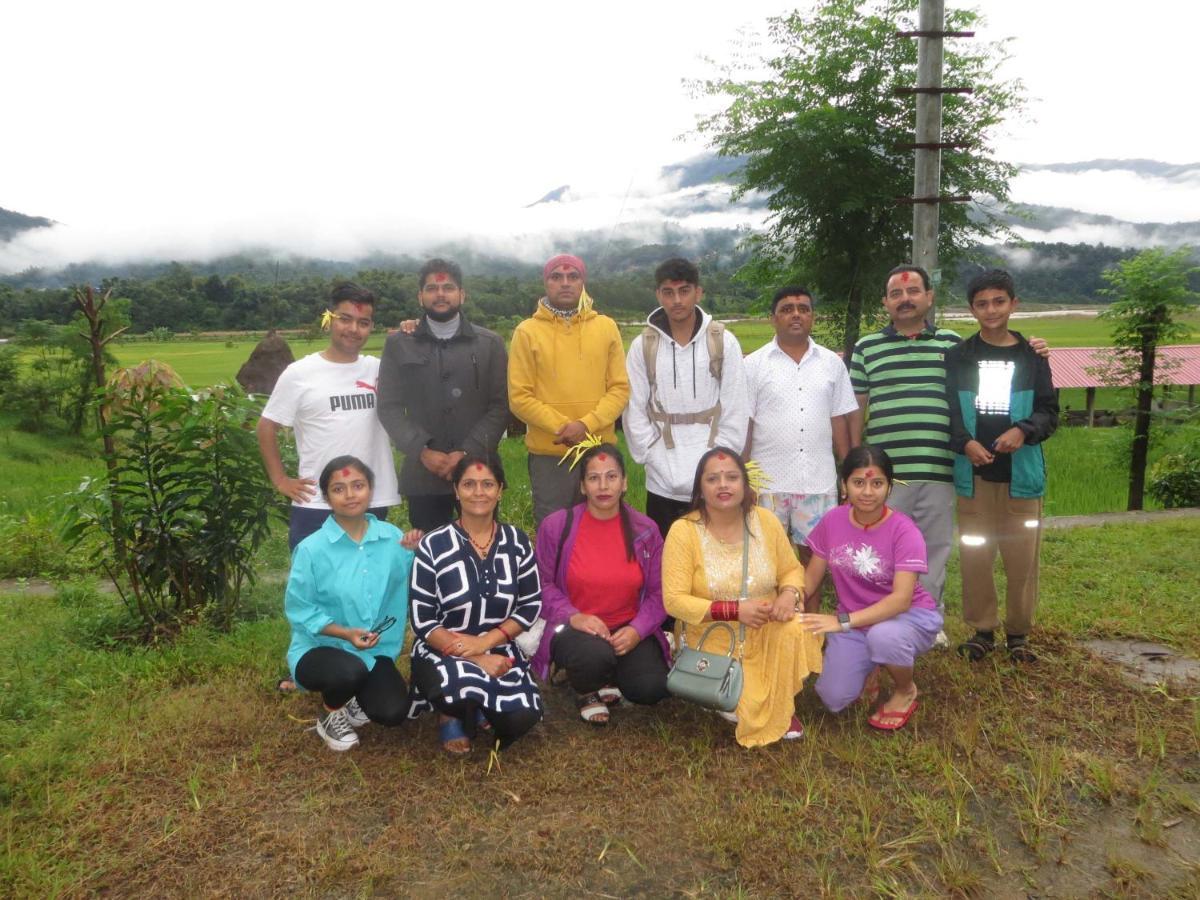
xmin=558 ymin=432 xmax=603 ymax=470
xmin=744 ymin=459 xmax=771 ymax=493
xmin=320 ymin=309 xmax=334 ymax=331
xmin=576 ymin=285 xmax=595 ymax=317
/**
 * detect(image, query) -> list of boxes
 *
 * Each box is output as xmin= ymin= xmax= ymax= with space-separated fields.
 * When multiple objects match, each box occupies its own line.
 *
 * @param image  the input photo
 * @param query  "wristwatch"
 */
xmin=837 ymin=611 xmax=852 ymax=632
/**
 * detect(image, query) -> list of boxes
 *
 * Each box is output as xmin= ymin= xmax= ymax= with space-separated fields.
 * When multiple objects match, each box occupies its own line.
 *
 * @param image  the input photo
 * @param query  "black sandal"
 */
xmin=577 ymin=692 xmax=610 ymax=726
xmin=957 ymin=631 xmax=995 ymax=662
xmin=1007 ymin=635 xmax=1038 ymax=664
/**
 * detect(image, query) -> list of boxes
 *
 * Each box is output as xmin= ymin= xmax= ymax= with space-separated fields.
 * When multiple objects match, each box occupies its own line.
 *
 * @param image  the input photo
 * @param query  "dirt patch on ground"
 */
xmin=1085 ymin=638 xmax=1200 ymax=688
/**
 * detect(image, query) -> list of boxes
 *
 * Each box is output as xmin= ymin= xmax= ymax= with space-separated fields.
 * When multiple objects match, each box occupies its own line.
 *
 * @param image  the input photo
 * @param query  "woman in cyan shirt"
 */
xmin=532 ymin=443 xmax=669 ymax=726
xmin=799 ymin=446 xmax=943 ymax=731
xmin=284 ymin=455 xmax=420 ymax=752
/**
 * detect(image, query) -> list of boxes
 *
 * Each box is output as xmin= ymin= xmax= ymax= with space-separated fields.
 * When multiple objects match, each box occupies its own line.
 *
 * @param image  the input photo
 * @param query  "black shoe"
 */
xmin=957 ymin=630 xmax=995 ymax=662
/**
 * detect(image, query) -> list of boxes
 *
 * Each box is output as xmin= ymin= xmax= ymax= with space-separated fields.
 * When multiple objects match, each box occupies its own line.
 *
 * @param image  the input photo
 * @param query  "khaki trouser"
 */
xmin=957 ymin=478 xmax=1043 ymax=635
xmin=528 ymin=452 xmax=583 ymax=532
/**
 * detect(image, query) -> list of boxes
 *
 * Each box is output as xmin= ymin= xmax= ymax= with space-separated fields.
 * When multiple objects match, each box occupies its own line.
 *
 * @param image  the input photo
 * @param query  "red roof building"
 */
xmin=1049 ymin=345 xmax=1200 ymax=389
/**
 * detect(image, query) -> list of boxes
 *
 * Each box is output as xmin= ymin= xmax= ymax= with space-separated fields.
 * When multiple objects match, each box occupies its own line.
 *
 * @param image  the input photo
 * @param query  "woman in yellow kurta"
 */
xmin=663 ymin=447 xmax=824 ymax=747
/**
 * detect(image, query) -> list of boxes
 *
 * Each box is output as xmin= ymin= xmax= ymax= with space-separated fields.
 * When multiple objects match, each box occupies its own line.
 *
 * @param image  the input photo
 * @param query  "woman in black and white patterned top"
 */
xmin=408 ymin=453 xmax=543 ymax=755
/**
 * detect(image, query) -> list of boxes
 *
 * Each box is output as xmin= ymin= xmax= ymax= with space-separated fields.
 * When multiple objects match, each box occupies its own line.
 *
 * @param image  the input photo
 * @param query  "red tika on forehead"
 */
xmin=717 ymin=452 xmax=727 ymax=460
xmin=341 ymin=468 xmax=351 ymax=476
xmin=433 ymin=272 xmax=449 ymax=284
xmin=474 ymin=463 xmax=484 ymax=471
xmin=597 ymin=453 xmax=607 ymax=461
xmin=864 ymin=469 xmax=876 ymax=478
xmin=900 ymin=272 xmax=910 ymax=282
xmin=353 ymin=303 xmax=368 ymax=315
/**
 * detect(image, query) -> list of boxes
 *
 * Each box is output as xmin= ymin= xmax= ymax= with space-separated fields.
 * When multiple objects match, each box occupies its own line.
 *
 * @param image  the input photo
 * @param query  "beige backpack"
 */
xmin=640 ymin=321 xmax=726 ymax=450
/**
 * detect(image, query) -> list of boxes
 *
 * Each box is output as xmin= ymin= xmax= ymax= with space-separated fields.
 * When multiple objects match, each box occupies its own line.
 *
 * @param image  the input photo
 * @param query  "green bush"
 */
xmin=1149 ymin=414 xmax=1200 ymax=508
xmin=1149 ymin=449 xmax=1200 ymax=508
xmin=63 ymin=381 xmax=284 ymax=638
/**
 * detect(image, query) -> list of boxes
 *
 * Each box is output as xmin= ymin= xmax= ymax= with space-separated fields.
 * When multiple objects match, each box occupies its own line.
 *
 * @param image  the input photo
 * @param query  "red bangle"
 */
xmin=494 ymin=627 xmax=510 ymax=643
xmin=710 ymin=600 xmax=738 ymax=621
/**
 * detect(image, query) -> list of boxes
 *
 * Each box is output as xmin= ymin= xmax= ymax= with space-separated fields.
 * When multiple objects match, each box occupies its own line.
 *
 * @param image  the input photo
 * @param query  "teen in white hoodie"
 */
xmin=624 ymin=258 xmax=750 ymax=538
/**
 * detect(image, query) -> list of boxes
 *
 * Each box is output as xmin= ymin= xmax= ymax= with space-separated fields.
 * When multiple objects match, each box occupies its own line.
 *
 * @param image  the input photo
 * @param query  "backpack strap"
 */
xmin=706 ymin=320 xmax=726 ymax=382
xmin=641 ymin=327 xmax=677 ymax=450
xmin=641 ymin=321 xmax=728 ymax=451
xmin=553 ymin=506 xmax=575 ymax=579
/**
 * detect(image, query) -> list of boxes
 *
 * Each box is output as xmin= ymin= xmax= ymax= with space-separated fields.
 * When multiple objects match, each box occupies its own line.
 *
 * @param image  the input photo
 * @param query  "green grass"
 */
xmin=3 ymin=374 xmax=1199 ymax=894
xmin=1038 ymin=518 xmax=1200 ymax=654
xmin=1042 ymin=426 xmax=1153 ymax=517
xmin=937 ymin=309 xmax=1200 ymax=347
xmin=107 ymin=310 xmax=1200 ymax=389
xmin=0 ymin=403 xmax=1177 ymax=580
xmin=109 ymin=334 xmax=387 ymax=388
xmin=2 ymin=519 xmax=1198 ymax=896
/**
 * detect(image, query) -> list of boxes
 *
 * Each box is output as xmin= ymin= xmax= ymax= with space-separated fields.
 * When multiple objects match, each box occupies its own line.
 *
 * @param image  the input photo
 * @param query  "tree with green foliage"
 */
xmin=1099 ymin=247 xmax=1199 ymax=510
xmin=694 ymin=0 xmax=1024 ymax=357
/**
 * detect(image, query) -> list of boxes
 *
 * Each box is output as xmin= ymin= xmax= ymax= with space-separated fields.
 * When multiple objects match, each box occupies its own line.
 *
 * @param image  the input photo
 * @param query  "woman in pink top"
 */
xmin=799 ymin=446 xmax=943 ymax=731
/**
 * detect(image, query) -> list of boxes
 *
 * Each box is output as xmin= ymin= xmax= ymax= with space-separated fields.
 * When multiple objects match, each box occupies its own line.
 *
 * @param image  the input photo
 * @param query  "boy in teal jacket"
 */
xmin=946 ymin=270 xmax=1058 ymax=663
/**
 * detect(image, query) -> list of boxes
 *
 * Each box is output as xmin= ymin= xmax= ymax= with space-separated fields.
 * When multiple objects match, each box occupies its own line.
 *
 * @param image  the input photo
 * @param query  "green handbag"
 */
xmin=666 ymin=525 xmax=748 ymax=713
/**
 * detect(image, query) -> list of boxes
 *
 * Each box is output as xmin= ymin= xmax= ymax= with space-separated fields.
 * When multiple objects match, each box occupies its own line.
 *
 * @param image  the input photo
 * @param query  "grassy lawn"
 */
xmin=106 ymin=311 xmax=1200 ymax=388
xmin=0 ymin=407 xmax=1177 ymax=581
xmin=2 ymin=518 xmax=1198 ymax=896
xmin=2 ymin=393 xmax=1199 ymax=894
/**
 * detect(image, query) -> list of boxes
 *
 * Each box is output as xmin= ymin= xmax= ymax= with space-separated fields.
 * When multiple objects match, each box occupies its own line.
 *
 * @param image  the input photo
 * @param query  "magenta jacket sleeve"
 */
xmin=533 ymin=507 xmax=580 ymax=627
xmin=627 ymin=514 xmax=667 ymax=640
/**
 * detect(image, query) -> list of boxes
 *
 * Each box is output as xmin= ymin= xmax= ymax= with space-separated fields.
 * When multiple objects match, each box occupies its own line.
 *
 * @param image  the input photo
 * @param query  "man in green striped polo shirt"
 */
xmin=849 ymin=265 xmax=1047 ymax=645
xmin=849 ymin=265 xmax=959 ymax=643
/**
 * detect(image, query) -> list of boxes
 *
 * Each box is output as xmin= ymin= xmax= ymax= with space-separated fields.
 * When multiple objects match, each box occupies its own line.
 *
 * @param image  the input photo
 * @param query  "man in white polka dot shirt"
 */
xmin=743 ymin=286 xmax=858 ymax=561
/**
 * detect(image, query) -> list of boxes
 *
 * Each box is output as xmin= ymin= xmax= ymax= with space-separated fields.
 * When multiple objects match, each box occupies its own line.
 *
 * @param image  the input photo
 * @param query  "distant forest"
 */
xmin=1 ymin=238 xmax=1194 ymax=335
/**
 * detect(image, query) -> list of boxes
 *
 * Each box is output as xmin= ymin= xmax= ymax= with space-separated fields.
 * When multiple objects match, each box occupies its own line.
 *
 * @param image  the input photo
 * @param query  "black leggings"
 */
xmin=551 ymin=627 xmax=670 ymax=705
xmin=409 ymin=655 xmax=541 ymax=749
xmin=294 ymin=648 xmax=409 ymax=726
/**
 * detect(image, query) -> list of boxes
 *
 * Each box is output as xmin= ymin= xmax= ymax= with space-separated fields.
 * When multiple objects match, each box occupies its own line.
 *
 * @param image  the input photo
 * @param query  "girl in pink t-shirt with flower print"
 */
xmin=799 ymin=446 xmax=943 ymax=731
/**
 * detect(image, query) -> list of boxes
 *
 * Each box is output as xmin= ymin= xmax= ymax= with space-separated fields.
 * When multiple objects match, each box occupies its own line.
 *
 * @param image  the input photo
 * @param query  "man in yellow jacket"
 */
xmin=508 ymin=254 xmax=631 ymax=529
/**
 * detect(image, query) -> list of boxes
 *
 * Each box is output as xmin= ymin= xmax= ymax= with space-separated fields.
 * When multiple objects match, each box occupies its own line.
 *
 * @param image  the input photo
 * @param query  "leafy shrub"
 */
xmin=63 ymin=380 xmax=284 ymax=638
xmin=1148 ymin=426 xmax=1200 ymax=508
xmin=1148 ymin=414 xmax=1200 ymax=508
xmin=1148 ymin=453 xmax=1200 ymax=508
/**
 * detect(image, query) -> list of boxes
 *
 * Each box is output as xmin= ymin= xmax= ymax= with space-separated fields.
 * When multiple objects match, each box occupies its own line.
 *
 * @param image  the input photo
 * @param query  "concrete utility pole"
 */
xmin=896 ymin=0 xmax=973 ymax=322
xmin=912 ymin=0 xmax=945 ymax=282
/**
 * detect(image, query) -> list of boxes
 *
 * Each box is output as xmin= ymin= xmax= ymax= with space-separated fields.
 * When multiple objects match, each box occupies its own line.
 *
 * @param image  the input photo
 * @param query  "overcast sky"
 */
xmin=3 ymin=0 xmax=1197 ymax=271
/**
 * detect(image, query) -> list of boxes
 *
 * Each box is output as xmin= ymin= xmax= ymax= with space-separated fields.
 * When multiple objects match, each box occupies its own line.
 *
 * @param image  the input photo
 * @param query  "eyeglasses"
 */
xmin=368 ymin=616 xmax=397 ymax=636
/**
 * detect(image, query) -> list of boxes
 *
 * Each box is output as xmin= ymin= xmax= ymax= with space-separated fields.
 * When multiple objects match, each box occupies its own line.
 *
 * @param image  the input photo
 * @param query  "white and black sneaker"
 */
xmin=933 ymin=629 xmax=949 ymax=650
xmin=344 ymin=696 xmax=370 ymax=728
xmin=316 ymin=706 xmax=360 ymax=752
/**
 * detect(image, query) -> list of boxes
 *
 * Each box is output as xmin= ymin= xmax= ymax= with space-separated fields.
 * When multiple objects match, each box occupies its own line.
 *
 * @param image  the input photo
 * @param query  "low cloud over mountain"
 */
xmin=2 ymin=154 xmax=1195 ymax=280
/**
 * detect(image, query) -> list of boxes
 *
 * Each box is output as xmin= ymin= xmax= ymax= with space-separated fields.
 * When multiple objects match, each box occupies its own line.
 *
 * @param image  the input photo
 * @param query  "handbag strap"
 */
xmin=678 ymin=517 xmax=752 ymax=654
xmin=735 ymin=521 xmax=748 ymax=653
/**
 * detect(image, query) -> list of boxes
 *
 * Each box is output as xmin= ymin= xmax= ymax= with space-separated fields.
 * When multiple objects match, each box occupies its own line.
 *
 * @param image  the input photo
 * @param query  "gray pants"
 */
xmin=528 ymin=453 xmax=582 ymax=531
xmin=887 ymin=480 xmax=956 ymax=611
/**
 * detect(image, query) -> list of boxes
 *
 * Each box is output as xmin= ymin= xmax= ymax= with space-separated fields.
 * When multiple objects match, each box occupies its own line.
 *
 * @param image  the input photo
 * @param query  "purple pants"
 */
xmin=815 ymin=606 xmax=943 ymax=713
